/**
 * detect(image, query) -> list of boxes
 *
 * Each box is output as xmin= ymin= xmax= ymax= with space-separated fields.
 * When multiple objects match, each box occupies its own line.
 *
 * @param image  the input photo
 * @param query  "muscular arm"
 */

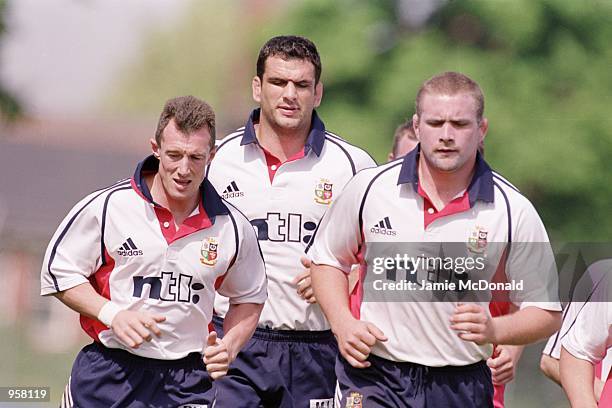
xmin=540 ymin=353 xmax=561 ymax=385
xmin=222 ymin=302 xmax=264 ymax=361
xmin=311 ymin=263 xmax=387 ymax=368
xmin=205 ymin=302 xmax=263 ymax=380
xmin=54 ymin=282 xmax=165 ymax=348
xmin=451 ymin=305 xmax=560 ymax=345
xmin=560 ymin=347 xmax=598 ymax=408
xmin=54 ymin=281 xmax=108 ymax=319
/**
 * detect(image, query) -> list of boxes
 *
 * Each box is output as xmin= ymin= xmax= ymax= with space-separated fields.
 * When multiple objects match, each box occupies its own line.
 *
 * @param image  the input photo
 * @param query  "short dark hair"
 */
xmin=256 ymin=35 xmax=322 ymax=84
xmin=415 ymin=71 xmax=484 ymax=122
xmin=392 ymin=119 xmax=417 ymax=156
xmin=155 ymin=96 xmax=216 ymax=149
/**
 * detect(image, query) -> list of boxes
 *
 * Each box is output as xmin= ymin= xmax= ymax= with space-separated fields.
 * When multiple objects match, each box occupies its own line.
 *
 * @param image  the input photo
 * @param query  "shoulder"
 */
xmin=323 ymin=131 xmax=377 ymax=170
xmin=215 ymin=128 xmax=245 ymax=152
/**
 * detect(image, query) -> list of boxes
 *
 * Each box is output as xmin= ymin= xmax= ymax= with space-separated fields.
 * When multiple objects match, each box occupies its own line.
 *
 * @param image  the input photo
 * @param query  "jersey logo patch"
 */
xmin=309 ymin=398 xmax=333 ymax=408
xmin=345 ymin=392 xmax=363 ymax=408
xmin=117 ymin=237 xmax=143 ymax=256
xmin=222 ymin=181 xmax=244 ymax=199
xmin=200 ymin=237 xmax=219 ymax=266
xmin=468 ymin=225 xmax=488 ymax=254
xmin=370 ymin=217 xmax=397 ymax=236
xmin=314 ymin=178 xmax=333 ymax=204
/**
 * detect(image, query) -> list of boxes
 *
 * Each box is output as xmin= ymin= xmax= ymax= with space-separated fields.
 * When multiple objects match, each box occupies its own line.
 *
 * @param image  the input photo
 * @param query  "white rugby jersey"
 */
xmin=310 ymin=147 xmax=561 ymax=366
xmin=562 ymin=263 xmax=612 ymax=366
xmin=544 ymin=259 xmax=612 ymax=360
xmin=41 ymin=156 xmax=267 ymax=360
xmin=207 ymin=109 xmax=376 ymax=330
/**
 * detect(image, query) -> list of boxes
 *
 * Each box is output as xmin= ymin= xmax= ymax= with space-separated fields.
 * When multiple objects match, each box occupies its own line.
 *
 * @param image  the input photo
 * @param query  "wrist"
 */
xmin=98 ymin=301 xmax=122 ymax=327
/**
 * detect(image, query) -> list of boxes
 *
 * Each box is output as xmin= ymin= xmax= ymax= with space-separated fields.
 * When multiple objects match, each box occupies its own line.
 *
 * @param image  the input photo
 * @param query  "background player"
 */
xmin=206 ymin=35 xmax=375 ymax=407
xmin=388 ymin=119 xmax=418 ymax=161
xmin=310 ymin=71 xmax=561 ymax=407
xmin=41 ymin=96 xmax=267 ymax=407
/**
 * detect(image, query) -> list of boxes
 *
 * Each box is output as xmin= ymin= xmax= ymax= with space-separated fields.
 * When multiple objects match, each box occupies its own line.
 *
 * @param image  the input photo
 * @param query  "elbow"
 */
xmin=540 ymin=354 xmax=561 ymax=385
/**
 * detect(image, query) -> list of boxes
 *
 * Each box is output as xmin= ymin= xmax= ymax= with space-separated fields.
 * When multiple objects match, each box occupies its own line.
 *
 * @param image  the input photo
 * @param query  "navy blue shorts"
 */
xmin=335 ymin=354 xmax=493 ymax=408
xmin=63 ymin=342 xmax=214 ymax=408
xmin=212 ymin=316 xmax=336 ymax=408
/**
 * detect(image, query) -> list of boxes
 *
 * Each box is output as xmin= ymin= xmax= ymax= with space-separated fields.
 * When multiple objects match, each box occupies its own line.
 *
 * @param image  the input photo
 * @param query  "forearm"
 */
xmin=540 ymin=354 xmax=561 ymax=385
xmin=311 ymin=263 xmax=353 ymax=329
xmin=492 ymin=307 xmax=560 ymax=345
xmin=222 ymin=302 xmax=263 ymax=359
xmin=53 ymin=282 xmax=109 ymax=320
xmin=560 ymin=347 xmax=597 ymax=407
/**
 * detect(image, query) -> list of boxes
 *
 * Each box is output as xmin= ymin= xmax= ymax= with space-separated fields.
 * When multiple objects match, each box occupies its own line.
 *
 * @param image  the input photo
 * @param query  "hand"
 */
xmin=111 ymin=310 xmax=165 ymax=348
xmin=450 ymin=303 xmax=496 ymax=345
xmin=293 ymin=257 xmax=316 ymax=304
xmin=488 ymin=346 xmax=516 ymax=385
xmin=334 ymin=317 xmax=387 ymax=369
xmin=204 ymin=331 xmax=232 ymax=380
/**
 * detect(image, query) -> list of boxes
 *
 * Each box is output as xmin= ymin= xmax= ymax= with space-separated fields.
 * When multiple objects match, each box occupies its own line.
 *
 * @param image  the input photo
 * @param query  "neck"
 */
xmin=255 ymin=120 xmax=310 ymax=162
xmin=417 ymin=158 xmax=475 ymax=210
xmin=146 ymin=174 xmax=199 ymax=224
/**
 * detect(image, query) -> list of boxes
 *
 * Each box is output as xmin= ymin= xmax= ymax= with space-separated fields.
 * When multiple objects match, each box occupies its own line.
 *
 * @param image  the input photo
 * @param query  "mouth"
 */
xmin=435 ymin=148 xmax=457 ymax=155
xmin=173 ymin=178 xmax=192 ymax=190
xmin=278 ymin=106 xmax=299 ymax=116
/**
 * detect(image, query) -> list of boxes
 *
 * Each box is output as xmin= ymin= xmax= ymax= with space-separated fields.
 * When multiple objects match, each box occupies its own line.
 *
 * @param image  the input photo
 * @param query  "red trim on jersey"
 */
xmin=262 ymin=147 xmax=305 ymax=183
xmin=489 ymin=247 xmax=511 ymax=408
xmin=80 ymin=249 xmax=115 ymax=342
xmin=349 ymin=240 xmax=367 ymax=319
xmin=417 ymin=182 xmax=471 ymax=229
xmin=599 ymin=366 xmax=612 ymax=407
xmin=493 ymin=384 xmax=505 ymax=408
xmin=154 ymin=201 xmax=213 ymax=245
xmin=214 ymin=273 xmax=227 ymax=291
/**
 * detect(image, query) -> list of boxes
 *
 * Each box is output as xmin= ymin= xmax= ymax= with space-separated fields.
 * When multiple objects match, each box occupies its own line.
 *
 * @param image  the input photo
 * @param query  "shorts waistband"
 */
xmin=212 ymin=315 xmax=334 ymax=343
xmin=369 ymin=354 xmax=488 ymax=373
xmin=87 ymin=342 xmax=203 ymax=368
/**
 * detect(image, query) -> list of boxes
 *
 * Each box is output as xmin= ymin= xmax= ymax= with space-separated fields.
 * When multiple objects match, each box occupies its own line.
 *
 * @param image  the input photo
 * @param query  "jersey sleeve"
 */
xmin=505 ymin=199 xmax=561 ymax=311
xmin=40 ymin=193 xmax=103 ymax=295
xmin=216 ymin=210 xmax=267 ymax=304
xmin=352 ymin=147 xmax=377 ymax=173
xmin=562 ymin=300 xmax=612 ymax=364
xmin=308 ymin=171 xmax=368 ymax=274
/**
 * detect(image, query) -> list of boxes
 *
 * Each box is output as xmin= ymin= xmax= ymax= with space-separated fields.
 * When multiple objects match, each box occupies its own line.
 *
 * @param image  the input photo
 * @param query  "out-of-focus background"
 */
xmin=1 ymin=0 xmax=610 ymax=406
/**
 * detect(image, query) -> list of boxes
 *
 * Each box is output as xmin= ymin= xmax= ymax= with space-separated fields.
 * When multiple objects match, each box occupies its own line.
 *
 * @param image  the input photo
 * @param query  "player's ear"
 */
xmin=412 ymin=114 xmax=420 ymax=141
xmin=150 ymin=138 xmax=160 ymax=158
xmin=479 ymin=117 xmax=488 ymax=143
xmin=252 ymin=76 xmax=262 ymax=103
xmin=314 ymin=81 xmax=323 ymax=108
xmin=208 ymin=145 xmax=216 ymax=163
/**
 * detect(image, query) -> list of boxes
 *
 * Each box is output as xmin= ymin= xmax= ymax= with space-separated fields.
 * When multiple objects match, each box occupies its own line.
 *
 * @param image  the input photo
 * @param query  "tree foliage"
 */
xmin=111 ymin=0 xmax=612 ymax=241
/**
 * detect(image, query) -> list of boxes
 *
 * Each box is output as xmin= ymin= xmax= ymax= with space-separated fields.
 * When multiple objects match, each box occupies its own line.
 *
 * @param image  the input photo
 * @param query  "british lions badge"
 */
xmin=200 ymin=237 xmax=219 ymax=266
xmin=468 ymin=225 xmax=488 ymax=254
xmin=314 ymin=178 xmax=333 ymax=204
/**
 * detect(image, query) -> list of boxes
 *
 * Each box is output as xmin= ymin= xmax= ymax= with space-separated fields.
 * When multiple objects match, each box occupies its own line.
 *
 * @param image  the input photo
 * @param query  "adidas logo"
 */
xmin=370 ymin=216 xmax=397 ymax=236
xmin=222 ymin=181 xmax=244 ymax=199
xmin=117 ymin=238 xmax=143 ymax=257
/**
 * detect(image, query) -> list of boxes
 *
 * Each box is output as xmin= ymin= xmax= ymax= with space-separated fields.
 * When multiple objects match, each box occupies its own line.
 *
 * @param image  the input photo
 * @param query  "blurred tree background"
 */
xmin=110 ymin=0 xmax=612 ymax=244
xmin=0 ymin=0 xmax=21 ymax=121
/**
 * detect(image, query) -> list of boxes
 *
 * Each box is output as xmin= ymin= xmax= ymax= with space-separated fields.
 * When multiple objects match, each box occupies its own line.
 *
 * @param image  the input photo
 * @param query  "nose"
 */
xmin=177 ymin=157 xmax=190 ymax=176
xmin=439 ymin=123 xmax=455 ymax=143
xmin=283 ymin=81 xmax=298 ymax=100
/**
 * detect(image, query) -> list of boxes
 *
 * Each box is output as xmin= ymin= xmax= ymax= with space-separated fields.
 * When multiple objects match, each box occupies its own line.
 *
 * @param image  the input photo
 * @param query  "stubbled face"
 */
xmin=253 ymin=56 xmax=323 ymax=134
xmin=414 ymin=92 xmax=487 ymax=174
xmin=150 ymin=119 xmax=215 ymax=207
